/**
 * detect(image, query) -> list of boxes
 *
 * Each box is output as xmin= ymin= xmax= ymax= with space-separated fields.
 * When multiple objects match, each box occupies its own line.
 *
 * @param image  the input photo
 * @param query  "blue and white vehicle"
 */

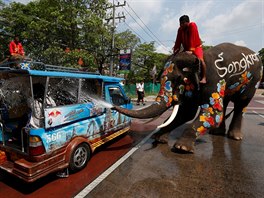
xmin=0 ymin=61 xmax=132 ymax=182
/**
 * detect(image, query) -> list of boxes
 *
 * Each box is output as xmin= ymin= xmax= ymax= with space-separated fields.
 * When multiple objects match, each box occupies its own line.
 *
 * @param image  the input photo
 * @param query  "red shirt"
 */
xmin=173 ymin=22 xmax=201 ymax=53
xmin=9 ymin=40 xmax=25 ymax=56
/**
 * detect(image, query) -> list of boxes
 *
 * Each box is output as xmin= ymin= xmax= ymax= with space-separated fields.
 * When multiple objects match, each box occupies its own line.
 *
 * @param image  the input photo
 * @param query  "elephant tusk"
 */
xmin=157 ymin=105 xmax=179 ymax=129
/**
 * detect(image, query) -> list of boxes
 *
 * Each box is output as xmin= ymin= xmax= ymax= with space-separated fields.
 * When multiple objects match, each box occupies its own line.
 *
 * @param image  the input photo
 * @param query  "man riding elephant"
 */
xmin=112 ymin=43 xmax=263 ymax=153
xmin=173 ymin=15 xmax=207 ymax=84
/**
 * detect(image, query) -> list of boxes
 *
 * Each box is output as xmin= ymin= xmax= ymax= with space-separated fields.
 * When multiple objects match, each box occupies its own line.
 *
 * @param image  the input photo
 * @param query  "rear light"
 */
xmin=0 ymin=150 xmax=7 ymax=164
xmin=29 ymin=136 xmax=45 ymax=156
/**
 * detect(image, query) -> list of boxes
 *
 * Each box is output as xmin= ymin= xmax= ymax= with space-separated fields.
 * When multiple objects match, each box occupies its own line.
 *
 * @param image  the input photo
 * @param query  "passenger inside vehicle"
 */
xmin=30 ymin=83 xmax=56 ymax=128
xmin=0 ymin=77 xmax=31 ymax=144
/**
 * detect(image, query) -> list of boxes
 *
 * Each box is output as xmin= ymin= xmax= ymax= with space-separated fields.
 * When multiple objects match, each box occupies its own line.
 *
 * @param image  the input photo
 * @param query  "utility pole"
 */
xmin=106 ymin=1 xmax=126 ymax=76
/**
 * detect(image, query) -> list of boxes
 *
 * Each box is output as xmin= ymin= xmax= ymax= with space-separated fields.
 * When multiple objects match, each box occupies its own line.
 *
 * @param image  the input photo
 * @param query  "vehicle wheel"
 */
xmin=69 ymin=143 xmax=90 ymax=172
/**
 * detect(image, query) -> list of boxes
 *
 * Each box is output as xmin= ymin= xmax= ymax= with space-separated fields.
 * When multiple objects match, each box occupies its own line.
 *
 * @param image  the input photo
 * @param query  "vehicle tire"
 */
xmin=69 ymin=143 xmax=90 ymax=172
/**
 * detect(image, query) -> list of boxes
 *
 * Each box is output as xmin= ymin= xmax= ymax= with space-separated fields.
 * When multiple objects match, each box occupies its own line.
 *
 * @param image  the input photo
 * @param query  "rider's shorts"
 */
xmin=193 ymin=45 xmax=204 ymax=60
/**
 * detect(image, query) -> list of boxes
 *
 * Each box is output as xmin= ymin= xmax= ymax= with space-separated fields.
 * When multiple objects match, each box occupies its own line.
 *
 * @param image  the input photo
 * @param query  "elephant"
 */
xmin=113 ymin=43 xmax=263 ymax=153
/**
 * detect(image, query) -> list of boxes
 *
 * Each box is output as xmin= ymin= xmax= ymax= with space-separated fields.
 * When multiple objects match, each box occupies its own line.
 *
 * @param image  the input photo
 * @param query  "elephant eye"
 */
xmin=182 ymin=67 xmax=190 ymax=72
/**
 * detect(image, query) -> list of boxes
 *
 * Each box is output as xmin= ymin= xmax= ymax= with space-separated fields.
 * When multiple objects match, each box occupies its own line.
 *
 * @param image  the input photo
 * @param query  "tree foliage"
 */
xmin=0 ymin=0 xmax=110 ymax=71
xmin=258 ymin=48 xmax=264 ymax=65
xmin=125 ymin=42 xmax=167 ymax=84
xmin=0 ymin=0 xmax=169 ymax=82
xmin=258 ymin=48 xmax=264 ymax=81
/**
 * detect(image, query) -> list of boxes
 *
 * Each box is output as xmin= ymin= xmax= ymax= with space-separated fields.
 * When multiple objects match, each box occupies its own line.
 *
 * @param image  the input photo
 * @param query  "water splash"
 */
xmin=85 ymin=94 xmax=113 ymax=109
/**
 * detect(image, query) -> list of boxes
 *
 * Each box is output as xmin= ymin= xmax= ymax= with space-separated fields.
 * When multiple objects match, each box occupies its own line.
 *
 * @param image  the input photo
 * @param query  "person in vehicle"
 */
xmin=30 ymin=83 xmax=56 ymax=128
xmin=172 ymin=15 xmax=207 ymax=83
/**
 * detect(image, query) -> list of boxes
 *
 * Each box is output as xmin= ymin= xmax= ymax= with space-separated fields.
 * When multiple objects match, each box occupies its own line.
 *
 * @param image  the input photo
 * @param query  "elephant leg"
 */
xmin=172 ymin=98 xmax=227 ymax=153
xmin=173 ymin=125 xmax=196 ymax=153
xmin=209 ymin=99 xmax=229 ymax=136
xmin=151 ymin=116 xmax=179 ymax=144
xmin=152 ymin=103 xmax=198 ymax=144
xmin=152 ymin=102 xmax=198 ymax=144
xmin=228 ymin=98 xmax=251 ymax=140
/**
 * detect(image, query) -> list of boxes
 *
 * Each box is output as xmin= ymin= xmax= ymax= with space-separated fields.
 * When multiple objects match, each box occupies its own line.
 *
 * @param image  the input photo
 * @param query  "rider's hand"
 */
xmin=186 ymin=51 xmax=193 ymax=55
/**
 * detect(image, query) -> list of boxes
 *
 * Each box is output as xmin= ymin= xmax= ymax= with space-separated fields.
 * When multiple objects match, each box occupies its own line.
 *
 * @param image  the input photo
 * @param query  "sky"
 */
xmin=115 ymin=0 xmax=264 ymax=54
xmin=9 ymin=0 xmax=264 ymax=54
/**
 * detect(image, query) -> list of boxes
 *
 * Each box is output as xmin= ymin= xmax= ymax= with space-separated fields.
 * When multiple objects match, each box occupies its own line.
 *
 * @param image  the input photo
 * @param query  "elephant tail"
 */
xmin=225 ymin=109 xmax=234 ymax=119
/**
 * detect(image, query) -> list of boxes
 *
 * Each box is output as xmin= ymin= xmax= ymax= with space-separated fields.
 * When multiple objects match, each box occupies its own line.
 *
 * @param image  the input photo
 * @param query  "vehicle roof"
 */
xmin=0 ymin=62 xmax=124 ymax=83
xmin=0 ymin=68 xmax=123 ymax=83
xmin=28 ymin=69 xmax=123 ymax=83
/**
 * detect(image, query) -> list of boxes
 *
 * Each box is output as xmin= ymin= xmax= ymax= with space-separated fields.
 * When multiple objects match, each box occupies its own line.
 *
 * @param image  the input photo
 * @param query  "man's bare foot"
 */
xmin=200 ymin=77 xmax=206 ymax=84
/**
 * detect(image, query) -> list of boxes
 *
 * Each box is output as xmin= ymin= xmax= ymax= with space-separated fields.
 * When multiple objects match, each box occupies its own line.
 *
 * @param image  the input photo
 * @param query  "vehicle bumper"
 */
xmin=0 ymin=150 xmax=68 ymax=182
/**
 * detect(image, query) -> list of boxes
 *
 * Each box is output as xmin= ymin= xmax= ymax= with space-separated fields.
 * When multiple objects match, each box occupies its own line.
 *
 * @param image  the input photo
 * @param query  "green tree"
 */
xmin=115 ymin=29 xmax=140 ymax=50
xmin=0 ymin=0 xmax=110 ymax=72
xmin=259 ymin=48 xmax=264 ymax=65
xmin=127 ymin=42 xmax=157 ymax=83
xmin=0 ymin=0 xmax=170 ymax=79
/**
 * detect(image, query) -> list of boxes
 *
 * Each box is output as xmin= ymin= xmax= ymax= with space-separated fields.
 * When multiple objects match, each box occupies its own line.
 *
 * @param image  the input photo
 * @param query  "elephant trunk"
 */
xmin=112 ymin=100 xmax=168 ymax=119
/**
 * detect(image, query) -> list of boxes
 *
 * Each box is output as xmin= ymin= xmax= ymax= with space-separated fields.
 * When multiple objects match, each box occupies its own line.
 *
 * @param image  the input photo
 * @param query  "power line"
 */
xmin=122 ymin=7 xmax=154 ymax=40
xmin=123 ymin=21 xmax=146 ymax=42
xmin=126 ymin=2 xmax=167 ymax=48
xmin=123 ymin=6 xmax=169 ymax=52
xmin=115 ymin=0 xmax=169 ymax=53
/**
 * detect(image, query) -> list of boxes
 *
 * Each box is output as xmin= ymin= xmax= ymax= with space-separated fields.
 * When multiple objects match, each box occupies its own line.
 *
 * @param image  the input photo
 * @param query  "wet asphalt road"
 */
xmin=86 ymin=93 xmax=264 ymax=198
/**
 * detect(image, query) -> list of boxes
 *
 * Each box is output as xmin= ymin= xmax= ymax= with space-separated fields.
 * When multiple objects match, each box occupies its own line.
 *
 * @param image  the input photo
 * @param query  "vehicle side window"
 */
xmin=0 ymin=75 xmax=30 ymax=119
xmin=48 ymin=78 xmax=79 ymax=106
xmin=80 ymin=79 xmax=102 ymax=103
xmin=109 ymin=87 xmax=126 ymax=106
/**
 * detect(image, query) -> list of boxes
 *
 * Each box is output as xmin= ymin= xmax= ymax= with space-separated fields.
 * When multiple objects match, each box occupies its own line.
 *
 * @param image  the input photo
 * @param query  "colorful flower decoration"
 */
xmin=179 ymin=85 xmax=185 ymax=94
xmin=197 ymin=126 xmax=207 ymax=135
xmin=157 ymin=62 xmax=175 ymax=106
xmin=227 ymin=71 xmax=252 ymax=95
xmin=209 ymin=93 xmax=223 ymax=111
xmin=195 ymin=79 xmax=226 ymax=136
xmin=228 ymin=82 xmax=240 ymax=90
xmin=20 ymin=62 xmax=31 ymax=70
xmin=164 ymin=81 xmax=172 ymax=92
xmin=174 ymin=77 xmax=196 ymax=99
xmin=217 ymin=79 xmax=226 ymax=97
xmin=164 ymin=61 xmax=171 ymax=69
xmin=162 ymin=61 xmax=174 ymax=76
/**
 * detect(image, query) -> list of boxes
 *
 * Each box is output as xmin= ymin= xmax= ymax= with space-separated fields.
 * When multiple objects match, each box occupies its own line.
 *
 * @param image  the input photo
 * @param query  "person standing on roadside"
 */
xmin=136 ymin=80 xmax=145 ymax=105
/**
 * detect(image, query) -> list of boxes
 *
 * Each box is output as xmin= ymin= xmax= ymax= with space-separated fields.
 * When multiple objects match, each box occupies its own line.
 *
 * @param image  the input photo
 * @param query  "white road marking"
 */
xmin=75 ymin=103 xmax=264 ymax=197
xmin=252 ymin=110 xmax=264 ymax=119
xmin=227 ymin=107 xmax=264 ymax=110
xmin=255 ymin=100 xmax=264 ymax=105
xmin=74 ymin=128 xmax=159 ymax=198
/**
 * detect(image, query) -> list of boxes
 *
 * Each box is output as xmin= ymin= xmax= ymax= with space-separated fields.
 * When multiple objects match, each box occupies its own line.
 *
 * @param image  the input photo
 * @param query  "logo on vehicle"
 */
xmin=48 ymin=110 xmax=62 ymax=117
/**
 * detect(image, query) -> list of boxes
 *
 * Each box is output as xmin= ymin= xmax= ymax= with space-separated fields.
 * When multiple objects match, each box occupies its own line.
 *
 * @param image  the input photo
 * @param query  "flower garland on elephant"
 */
xmin=195 ymin=71 xmax=252 ymax=136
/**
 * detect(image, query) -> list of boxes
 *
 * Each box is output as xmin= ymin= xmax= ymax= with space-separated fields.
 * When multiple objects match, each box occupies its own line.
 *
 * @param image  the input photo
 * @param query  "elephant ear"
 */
xmin=174 ymin=53 xmax=200 ymax=86
xmin=174 ymin=53 xmax=200 ymax=74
